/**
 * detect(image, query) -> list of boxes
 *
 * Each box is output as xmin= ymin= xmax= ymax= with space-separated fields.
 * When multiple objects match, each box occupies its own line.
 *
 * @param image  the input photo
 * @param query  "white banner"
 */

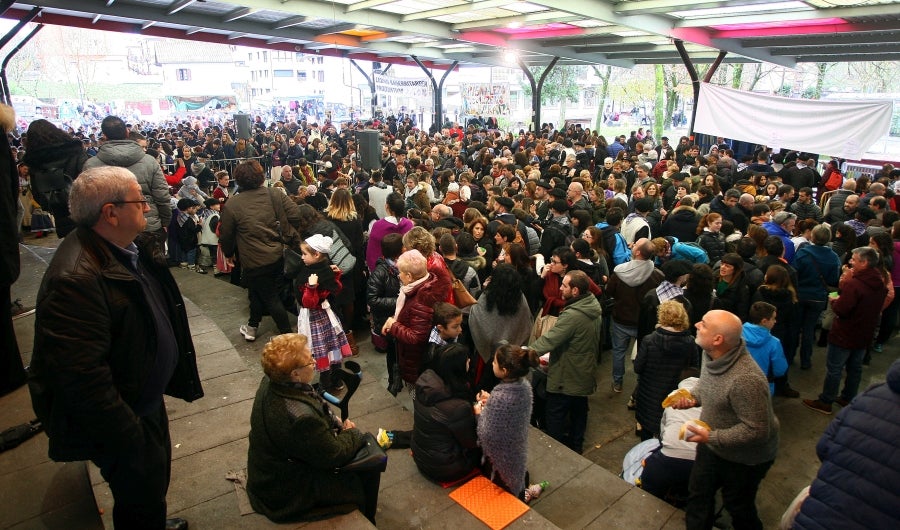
xmin=461 ymin=83 xmax=510 ymax=116
xmin=694 ymin=83 xmax=893 ymax=160
xmin=374 ymin=74 xmax=431 ymax=98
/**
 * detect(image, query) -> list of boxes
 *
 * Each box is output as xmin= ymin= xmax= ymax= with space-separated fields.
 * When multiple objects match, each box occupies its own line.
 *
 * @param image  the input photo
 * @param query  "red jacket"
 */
xmin=389 ymin=273 xmax=446 ymax=384
xmin=831 ymin=266 xmax=887 ymax=349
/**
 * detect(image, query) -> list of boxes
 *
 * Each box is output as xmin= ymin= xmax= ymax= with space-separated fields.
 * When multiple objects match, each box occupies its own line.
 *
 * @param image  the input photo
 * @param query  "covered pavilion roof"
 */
xmin=2 ymin=0 xmax=899 ymax=70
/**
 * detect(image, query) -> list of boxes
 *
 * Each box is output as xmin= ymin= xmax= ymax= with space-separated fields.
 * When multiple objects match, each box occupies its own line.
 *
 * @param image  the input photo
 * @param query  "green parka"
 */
xmin=529 ymin=293 xmax=602 ymax=396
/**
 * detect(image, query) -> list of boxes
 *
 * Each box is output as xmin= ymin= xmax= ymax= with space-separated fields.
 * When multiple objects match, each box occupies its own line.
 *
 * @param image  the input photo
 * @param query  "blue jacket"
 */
xmin=741 ymin=322 xmax=786 ymax=395
xmin=763 ymin=221 xmax=796 ymax=263
xmin=793 ymin=244 xmax=841 ymax=302
xmin=794 ymin=359 xmax=900 ymax=530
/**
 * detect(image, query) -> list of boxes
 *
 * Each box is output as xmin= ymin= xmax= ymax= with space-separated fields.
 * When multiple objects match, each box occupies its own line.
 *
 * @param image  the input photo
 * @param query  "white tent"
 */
xmin=693 ymin=83 xmax=893 ymax=160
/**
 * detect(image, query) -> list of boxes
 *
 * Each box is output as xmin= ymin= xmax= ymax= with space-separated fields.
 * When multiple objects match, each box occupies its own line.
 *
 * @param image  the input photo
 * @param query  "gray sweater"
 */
xmin=695 ymin=341 xmax=779 ymax=465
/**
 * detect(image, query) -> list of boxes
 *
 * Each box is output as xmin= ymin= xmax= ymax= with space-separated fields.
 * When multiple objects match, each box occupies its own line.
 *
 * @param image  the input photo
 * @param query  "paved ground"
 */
xmin=4 ymin=232 xmax=897 ymax=528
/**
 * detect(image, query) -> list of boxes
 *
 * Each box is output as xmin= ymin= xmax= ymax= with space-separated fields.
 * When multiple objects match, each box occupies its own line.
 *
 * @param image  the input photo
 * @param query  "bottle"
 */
xmin=524 ymin=481 xmax=550 ymax=503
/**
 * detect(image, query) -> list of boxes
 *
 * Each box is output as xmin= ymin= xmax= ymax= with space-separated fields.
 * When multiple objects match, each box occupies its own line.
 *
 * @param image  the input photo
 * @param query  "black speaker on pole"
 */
xmin=234 ymin=113 xmax=251 ymax=140
xmin=356 ymin=129 xmax=381 ymax=171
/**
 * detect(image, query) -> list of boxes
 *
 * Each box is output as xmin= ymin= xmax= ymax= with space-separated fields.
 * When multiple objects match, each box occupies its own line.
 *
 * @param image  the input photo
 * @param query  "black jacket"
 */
xmin=662 ymin=207 xmax=700 ymax=242
xmin=411 ymin=370 xmax=480 ymax=482
xmin=29 ymin=227 xmax=203 ymax=462
xmin=697 ymin=231 xmax=727 ymax=265
xmin=713 ymin=274 xmax=751 ymax=322
xmin=634 ymin=328 xmax=697 ymax=437
xmin=22 ymin=139 xmax=87 ymax=237
xmin=366 ymin=257 xmax=400 ymax=334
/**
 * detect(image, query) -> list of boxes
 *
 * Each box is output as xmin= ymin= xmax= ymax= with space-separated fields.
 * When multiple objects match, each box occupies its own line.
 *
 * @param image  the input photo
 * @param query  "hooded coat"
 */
xmin=634 ymin=327 xmax=697 ymax=437
xmin=83 ymin=140 xmax=171 ymax=232
xmin=741 ymin=323 xmax=787 ymax=395
xmin=605 ymin=259 xmax=664 ymax=326
xmin=662 ymin=206 xmax=700 ymax=243
xmin=22 ymin=138 xmax=87 ymax=237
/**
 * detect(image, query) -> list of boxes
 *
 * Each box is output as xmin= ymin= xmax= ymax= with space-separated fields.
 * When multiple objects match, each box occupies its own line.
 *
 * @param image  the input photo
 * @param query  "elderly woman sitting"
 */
xmin=247 ymin=333 xmax=379 ymax=524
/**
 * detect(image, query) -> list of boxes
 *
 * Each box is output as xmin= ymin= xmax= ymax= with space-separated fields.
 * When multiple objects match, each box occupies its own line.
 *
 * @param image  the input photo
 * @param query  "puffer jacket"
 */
xmin=83 ymin=140 xmax=171 ymax=231
xmin=366 ymin=257 xmax=400 ymax=335
xmin=530 ymin=293 xmax=603 ymax=396
xmin=389 ymin=273 xmax=446 ymax=383
xmin=794 ymin=359 xmax=900 ymax=530
xmin=411 ymin=370 xmax=480 ymax=482
xmin=741 ymin=322 xmax=787 ymax=395
xmin=633 ymin=327 xmax=697 ymax=437
xmin=662 ymin=207 xmax=700 ymax=243
xmin=28 ymin=227 xmax=203 ymax=462
xmin=696 ymin=230 xmax=727 ymax=265
xmin=218 ymin=186 xmax=301 ymax=271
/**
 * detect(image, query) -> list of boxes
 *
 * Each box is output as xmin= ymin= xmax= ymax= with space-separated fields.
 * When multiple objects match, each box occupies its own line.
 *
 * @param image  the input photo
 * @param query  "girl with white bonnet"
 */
xmin=296 ymin=233 xmax=352 ymax=392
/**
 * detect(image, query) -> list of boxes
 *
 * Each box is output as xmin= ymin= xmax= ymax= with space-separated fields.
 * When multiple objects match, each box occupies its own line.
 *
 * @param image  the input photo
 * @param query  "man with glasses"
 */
xmin=84 ymin=115 xmax=171 ymax=258
xmin=29 ymin=166 xmax=203 ymax=530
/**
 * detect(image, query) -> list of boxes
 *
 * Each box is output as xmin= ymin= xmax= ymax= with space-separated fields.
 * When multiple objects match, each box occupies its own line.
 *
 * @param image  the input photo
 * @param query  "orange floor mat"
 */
xmin=449 ymin=476 xmax=529 ymax=530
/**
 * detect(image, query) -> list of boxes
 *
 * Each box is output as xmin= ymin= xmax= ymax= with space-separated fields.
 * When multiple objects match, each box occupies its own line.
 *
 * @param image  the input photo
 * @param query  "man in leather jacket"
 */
xmin=29 ymin=166 xmax=203 ymax=530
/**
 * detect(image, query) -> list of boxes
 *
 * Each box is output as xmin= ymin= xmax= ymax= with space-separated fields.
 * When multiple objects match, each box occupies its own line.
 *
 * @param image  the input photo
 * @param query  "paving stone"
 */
xmin=584 ymin=487 xmax=677 ymax=529
xmin=0 ymin=461 xmax=96 ymax=529
xmin=193 ymin=331 xmax=239 ymax=358
xmin=375 ymin=478 xmax=456 ymax=529
xmin=168 ymin=438 xmax=250 ymax=514
xmin=530 ymin=464 xmax=630 ymax=528
xmin=169 ymin=399 xmax=254 ymax=459
xmin=196 ymin=349 xmax=250 ymax=380
xmin=166 ymin=370 xmax=259 ymax=421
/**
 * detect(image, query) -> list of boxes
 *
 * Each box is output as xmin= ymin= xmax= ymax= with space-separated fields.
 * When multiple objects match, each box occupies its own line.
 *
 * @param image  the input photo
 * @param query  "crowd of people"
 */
xmin=8 ymin=108 xmax=900 ymax=529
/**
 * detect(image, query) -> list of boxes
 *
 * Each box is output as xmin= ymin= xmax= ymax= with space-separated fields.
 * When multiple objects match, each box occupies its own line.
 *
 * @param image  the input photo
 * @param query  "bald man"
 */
xmin=674 ymin=310 xmax=779 ymax=530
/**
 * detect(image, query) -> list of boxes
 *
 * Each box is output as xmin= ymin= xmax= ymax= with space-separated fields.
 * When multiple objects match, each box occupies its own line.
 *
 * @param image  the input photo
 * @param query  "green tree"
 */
xmin=591 ymin=65 xmax=612 ymax=130
xmin=522 ymin=65 xmax=584 ymax=128
xmin=654 ymin=65 xmax=665 ymax=140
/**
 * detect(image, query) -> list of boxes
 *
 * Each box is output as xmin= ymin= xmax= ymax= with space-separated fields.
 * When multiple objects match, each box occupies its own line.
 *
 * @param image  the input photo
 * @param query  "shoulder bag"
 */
xmin=447 ymin=265 xmax=477 ymax=308
xmin=267 ymin=189 xmax=303 ymax=278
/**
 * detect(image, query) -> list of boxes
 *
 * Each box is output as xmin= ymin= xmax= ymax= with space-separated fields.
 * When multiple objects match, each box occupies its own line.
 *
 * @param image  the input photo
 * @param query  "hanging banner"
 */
xmin=694 ymin=83 xmax=892 ymax=160
xmin=461 ymin=83 xmax=509 ymax=116
xmin=373 ymin=74 xmax=431 ymax=98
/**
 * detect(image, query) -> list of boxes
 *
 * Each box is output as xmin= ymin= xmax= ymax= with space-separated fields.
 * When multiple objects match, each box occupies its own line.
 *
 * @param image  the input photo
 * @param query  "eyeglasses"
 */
xmin=111 ymin=200 xmax=149 ymax=206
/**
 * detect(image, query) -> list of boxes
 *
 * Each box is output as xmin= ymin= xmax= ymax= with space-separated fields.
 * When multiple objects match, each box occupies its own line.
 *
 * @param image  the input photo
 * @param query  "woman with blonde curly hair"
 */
xmin=633 ymin=300 xmax=697 ymax=441
xmin=247 ymin=333 xmax=380 ymax=524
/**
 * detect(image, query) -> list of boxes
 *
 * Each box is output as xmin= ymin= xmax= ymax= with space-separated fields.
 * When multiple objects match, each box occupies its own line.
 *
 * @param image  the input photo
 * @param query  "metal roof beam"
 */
xmin=635 ymin=56 xmax=756 ymax=64
xmin=271 ymin=16 xmax=307 ymax=30
xmin=795 ymin=52 xmax=900 ymax=62
xmin=740 ymin=30 xmax=900 ymax=48
xmin=452 ymin=12 xmax=580 ymax=31
xmin=526 ymin=0 xmax=794 ymax=67
xmin=677 ymin=4 xmax=900 ymax=28
xmin=615 ymin=0 xmax=781 ymax=15
xmin=770 ymin=43 xmax=900 ymax=55
xmin=166 ymin=0 xmax=197 ymax=16
xmin=345 ymin=0 xmax=396 ymax=12
xmin=316 ymin=23 xmax=358 ymax=36
xmin=402 ymin=0 xmax=512 ymax=22
xmin=222 ymin=7 xmax=253 ymax=23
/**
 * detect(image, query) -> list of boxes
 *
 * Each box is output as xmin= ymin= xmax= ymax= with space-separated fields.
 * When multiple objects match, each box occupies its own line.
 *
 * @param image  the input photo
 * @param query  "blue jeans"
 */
xmin=797 ymin=299 xmax=826 ymax=367
xmin=545 ymin=392 xmax=588 ymax=454
xmin=611 ymin=321 xmax=637 ymax=385
xmin=819 ymin=343 xmax=866 ymax=404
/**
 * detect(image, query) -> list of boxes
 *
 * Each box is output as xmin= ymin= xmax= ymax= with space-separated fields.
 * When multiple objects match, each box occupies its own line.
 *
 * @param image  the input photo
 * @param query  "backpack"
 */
xmin=31 ymin=165 xmax=73 ymax=215
xmin=611 ymin=232 xmax=631 ymax=267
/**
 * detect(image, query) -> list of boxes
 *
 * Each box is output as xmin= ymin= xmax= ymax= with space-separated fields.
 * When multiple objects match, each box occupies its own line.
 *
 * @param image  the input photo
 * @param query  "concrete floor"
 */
xmin=6 ymin=232 xmax=898 ymax=528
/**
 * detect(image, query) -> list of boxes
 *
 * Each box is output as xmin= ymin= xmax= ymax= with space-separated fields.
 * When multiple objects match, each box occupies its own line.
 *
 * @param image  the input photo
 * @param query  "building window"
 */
xmin=262 ymin=51 xmax=268 ymax=62
xmin=176 ymin=69 xmax=191 ymax=81
xmin=317 ymin=56 xmax=324 ymax=64
xmin=274 ymin=69 xmax=293 ymax=78
xmin=297 ymin=70 xmax=307 ymax=81
xmin=318 ymin=71 xmax=325 ymax=82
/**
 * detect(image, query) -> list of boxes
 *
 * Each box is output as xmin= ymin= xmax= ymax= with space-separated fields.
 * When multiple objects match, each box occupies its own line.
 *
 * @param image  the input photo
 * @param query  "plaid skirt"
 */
xmin=298 ymin=305 xmax=351 ymax=372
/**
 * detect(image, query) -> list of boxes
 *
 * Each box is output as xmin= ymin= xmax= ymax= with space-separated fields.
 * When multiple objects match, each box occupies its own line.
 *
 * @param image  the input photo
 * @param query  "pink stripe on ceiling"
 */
xmin=507 ymin=27 xmax=585 ymax=40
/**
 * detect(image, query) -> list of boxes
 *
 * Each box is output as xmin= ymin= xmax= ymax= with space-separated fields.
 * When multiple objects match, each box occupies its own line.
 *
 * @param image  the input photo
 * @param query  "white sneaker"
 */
xmin=239 ymin=325 xmax=257 ymax=342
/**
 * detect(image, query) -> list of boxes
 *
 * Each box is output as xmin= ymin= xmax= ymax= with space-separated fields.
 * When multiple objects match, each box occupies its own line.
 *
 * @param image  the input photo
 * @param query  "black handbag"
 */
xmin=267 ymin=189 xmax=303 ymax=278
xmin=336 ymin=432 xmax=388 ymax=474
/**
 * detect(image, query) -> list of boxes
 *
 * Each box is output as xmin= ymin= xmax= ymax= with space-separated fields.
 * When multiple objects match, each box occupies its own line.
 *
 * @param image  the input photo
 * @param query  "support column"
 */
xmin=516 ymin=56 xmax=558 ymax=133
xmin=410 ymin=56 xmax=456 ymax=133
xmin=0 ymin=6 xmax=42 ymax=105
xmin=350 ymin=59 xmax=376 ymax=119
xmin=675 ymin=40 xmax=726 ymax=141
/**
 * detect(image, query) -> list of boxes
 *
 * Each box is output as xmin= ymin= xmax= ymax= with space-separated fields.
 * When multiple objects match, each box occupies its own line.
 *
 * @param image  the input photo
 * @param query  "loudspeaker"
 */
xmin=356 ymin=129 xmax=381 ymax=171
xmin=234 ymin=114 xmax=251 ymax=140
